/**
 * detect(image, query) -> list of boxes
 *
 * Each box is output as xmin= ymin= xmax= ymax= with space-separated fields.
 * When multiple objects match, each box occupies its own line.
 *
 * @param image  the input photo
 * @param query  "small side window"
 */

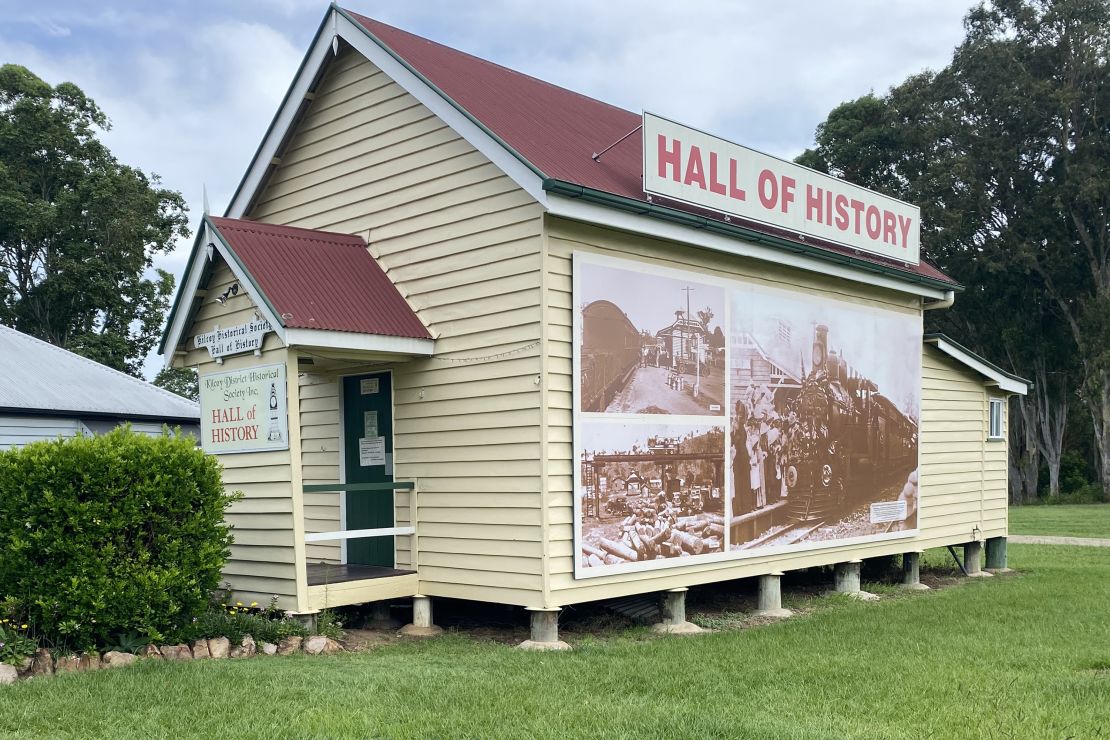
xmin=988 ymin=398 xmax=1004 ymax=440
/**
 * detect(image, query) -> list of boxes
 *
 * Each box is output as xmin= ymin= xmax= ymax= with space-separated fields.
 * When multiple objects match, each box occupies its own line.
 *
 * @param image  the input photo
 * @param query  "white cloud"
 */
xmin=1 ymin=1 xmax=973 ymax=377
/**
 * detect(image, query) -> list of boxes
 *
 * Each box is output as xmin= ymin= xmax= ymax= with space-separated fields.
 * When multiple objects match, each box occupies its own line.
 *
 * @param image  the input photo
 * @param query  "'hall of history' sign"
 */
xmin=642 ymin=112 xmax=921 ymax=264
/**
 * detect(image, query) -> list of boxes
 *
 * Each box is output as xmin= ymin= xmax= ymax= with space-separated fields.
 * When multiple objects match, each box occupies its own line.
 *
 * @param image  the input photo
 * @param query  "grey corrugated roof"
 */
xmin=0 ymin=324 xmax=200 ymax=421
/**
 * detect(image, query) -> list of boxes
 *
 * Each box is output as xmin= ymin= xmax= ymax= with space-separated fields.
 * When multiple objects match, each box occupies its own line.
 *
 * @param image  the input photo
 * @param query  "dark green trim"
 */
xmin=303 ymin=481 xmax=415 ymax=493
xmin=924 ymin=333 xmax=1032 ymax=387
xmin=543 ymin=179 xmax=963 ymax=295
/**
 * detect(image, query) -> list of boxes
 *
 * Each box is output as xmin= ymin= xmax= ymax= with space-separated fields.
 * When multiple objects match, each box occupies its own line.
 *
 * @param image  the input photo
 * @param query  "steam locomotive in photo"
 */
xmin=780 ymin=325 xmax=918 ymax=524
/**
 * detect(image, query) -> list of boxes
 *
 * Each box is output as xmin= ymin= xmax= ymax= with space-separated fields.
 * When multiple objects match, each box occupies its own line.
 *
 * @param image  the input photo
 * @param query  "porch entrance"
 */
xmin=342 ymin=371 xmax=394 ymax=567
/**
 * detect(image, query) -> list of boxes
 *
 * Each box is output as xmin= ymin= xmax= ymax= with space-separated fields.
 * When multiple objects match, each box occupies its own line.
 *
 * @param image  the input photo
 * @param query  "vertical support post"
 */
xmin=900 ymin=552 xmax=930 ymax=590
xmin=963 ymin=541 xmax=993 ymax=577
xmin=399 ymin=595 xmax=443 ymax=637
xmin=652 ymin=587 xmax=706 ymax=634
xmin=985 ymin=536 xmax=1009 ymax=572
xmin=831 ymin=560 xmax=878 ymax=600
xmin=518 ymin=608 xmax=571 ymax=650
xmin=755 ymin=572 xmax=792 ymax=618
xmin=285 ymin=350 xmax=310 ymax=614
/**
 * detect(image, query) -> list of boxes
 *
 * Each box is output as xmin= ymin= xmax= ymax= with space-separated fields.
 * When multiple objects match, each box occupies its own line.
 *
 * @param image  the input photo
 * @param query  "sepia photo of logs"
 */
xmin=582 ymin=510 xmax=726 ymax=567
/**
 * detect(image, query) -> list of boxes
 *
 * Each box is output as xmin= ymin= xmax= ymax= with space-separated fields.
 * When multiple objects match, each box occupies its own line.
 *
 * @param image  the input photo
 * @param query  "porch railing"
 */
xmin=301 ymin=481 xmax=415 ymax=543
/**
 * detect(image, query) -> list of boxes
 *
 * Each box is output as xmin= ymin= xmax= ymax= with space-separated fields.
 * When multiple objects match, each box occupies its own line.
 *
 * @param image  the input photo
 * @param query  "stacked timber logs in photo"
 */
xmin=580 ymin=511 xmax=726 ymax=566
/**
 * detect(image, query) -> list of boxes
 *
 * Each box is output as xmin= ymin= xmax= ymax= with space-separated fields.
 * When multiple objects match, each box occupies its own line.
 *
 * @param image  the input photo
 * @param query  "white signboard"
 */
xmin=194 ymin=318 xmax=273 ymax=360
xmin=360 ymin=378 xmax=380 ymax=395
xmin=200 ymin=363 xmax=288 ymax=454
xmin=642 ymin=112 xmax=921 ymax=264
xmin=358 ymin=436 xmax=387 ymax=467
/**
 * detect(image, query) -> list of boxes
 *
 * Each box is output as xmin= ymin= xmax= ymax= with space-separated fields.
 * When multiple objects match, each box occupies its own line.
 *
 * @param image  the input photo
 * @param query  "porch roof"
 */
xmin=208 ymin=216 xmax=431 ymax=340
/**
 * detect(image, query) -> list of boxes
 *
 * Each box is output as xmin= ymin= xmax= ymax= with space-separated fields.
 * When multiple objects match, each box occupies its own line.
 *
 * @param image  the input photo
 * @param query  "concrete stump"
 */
xmin=290 ymin=610 xmax=320 ymax=632
xmin=963 ymin=541 xmax=993 ymax=578
xmin=518 ymin=608 xmax=571 ymax=650
xmin=985 ymin=536 xmax=1011 ymax=572
xmin=831 ymin=560 xmax=879 ymax=600
xmin=900 ymin=551 xmax=930 ymax=590
xmin=652 ymin=588 xmax=707 ymax=634
xmin=755 ymin=573 xmax=793 ymax=618
xmin=399 ymin=595 xmax=443 ymax=637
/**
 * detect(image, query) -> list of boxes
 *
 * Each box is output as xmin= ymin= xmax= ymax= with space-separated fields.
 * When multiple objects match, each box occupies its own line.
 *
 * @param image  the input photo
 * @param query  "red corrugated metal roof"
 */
xmin=346 ymin=9 xmax=957 ymax=287
xmin=209 ymin=216 xmax=430 ymax=339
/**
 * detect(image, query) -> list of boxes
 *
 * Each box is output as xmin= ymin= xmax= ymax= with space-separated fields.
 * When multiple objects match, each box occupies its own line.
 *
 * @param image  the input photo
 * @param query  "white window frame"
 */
xmin=988 ymin=398 xmax=1004 ymax=440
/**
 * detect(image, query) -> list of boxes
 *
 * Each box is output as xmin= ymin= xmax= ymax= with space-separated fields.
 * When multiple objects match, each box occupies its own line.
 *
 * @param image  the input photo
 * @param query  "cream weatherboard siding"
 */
xmin=246 ymin=46 xmax=548 ymax=607
xmin=540 ymin=216 xmax=1005 ymax=606
xmin=180 ymin=257 xmax=305 ymax=611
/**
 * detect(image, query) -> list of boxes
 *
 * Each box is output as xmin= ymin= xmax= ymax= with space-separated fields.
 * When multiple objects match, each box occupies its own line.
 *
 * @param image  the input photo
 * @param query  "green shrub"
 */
xmin=0 ymin=427 xmax=239 ymax=650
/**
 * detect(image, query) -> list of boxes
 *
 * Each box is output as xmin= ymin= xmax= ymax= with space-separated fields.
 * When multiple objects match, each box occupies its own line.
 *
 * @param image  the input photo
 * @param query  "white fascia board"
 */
xmin=334 ymin=13 xmax=548 ymax=206
xmin=928 ymin=337 xmax=1029 ymax=395
xmin=226 ymin=22 xmax=334 ymax=218
xmin=161 ymin=226 xmax=214 ymax=368
xmin=285 ymin=329 xmax=435 ymax=356
xmin=547 ymin=194 xmax=950 ymax=301
xmin=227 ymin=9 xmax=548 ymax=219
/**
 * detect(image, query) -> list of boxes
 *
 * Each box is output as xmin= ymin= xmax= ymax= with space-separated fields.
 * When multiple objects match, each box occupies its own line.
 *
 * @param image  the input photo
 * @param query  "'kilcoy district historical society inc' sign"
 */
xmin=642 ymin=112 xmax=921 ymax=264
xmin=199 ymin=363 xmax=288 ymax=454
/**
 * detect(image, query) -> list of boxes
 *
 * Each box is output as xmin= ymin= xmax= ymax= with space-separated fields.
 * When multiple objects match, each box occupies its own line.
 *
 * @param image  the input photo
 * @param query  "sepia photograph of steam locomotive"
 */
xmin=576 ymin=258 xmax=726 ymax=416
xmin=727 ymin=282 xmax=921 ymax=552
xmin=578 ymin=421 xmax=726 ymax=570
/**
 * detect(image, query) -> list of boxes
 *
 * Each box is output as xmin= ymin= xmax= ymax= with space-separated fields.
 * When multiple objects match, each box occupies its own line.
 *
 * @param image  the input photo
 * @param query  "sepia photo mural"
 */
xmin=573 ymin=252 xmax=921 ymax=578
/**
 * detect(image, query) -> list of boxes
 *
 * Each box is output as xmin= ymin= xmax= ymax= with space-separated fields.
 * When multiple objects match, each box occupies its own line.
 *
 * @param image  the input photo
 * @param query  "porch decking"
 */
xmin=305 ymin=563 xmax=419 ymax=610
xmin=306 ymin=563 xmax=415 ymax=586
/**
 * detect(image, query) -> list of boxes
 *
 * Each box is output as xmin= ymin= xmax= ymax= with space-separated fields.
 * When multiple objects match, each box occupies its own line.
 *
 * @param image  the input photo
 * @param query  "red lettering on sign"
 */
xmin=758 ymin=169 xmax=777 ymax=209
xmin=657 ymin=135 xmax=682 ymax=182
xmin=898 ymin=215 xmax=913 ymax=249
xmin=806 ymin=184 xmax=823 ymax=223
xmin=684 ymin=146 xmax=707 ymax=189
xmin=883 ymin=211 xmax=897 ymax=245
xmin=865 ymin=205 xmax=881 ymax=239
xmin=850 ymin=199 xmax=866 ymax=235
xmin=834 ymin=194 xmax=849 ymax=230
xmin=780 ymin=175 xmax=796 ymax=214
xmin=708 ymin=152 xmax=726 ymax=195
xmin=729 ymin=159 xmax=746 ymax=201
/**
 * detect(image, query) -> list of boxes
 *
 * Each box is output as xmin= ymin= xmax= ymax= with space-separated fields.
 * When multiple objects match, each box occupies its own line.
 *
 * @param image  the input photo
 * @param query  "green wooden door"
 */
xmin=342 ymin=372 xmax=394 ymax=567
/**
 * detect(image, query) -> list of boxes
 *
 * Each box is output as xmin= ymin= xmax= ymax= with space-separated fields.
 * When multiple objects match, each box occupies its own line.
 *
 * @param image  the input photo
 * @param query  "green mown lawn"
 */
xmin=1009 ymin=503 xmax=1110 ymax=538
xmin=2 ymin=545 xmax=1108 ymax=739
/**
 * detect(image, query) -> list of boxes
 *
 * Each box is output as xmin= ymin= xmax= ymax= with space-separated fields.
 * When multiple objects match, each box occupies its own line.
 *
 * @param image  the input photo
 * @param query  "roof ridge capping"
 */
xmin=210 ymin=216 xmax=366 ymax=245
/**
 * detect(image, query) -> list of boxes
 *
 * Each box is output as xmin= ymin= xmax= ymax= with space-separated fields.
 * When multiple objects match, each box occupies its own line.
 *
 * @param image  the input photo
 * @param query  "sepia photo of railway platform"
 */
xmin=577 ymin=260 xmax=725 ymax=416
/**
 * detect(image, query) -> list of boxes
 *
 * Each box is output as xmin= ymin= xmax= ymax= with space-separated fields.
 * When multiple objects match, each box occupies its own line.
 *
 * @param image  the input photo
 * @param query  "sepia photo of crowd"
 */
xmin=727 ymin=282 xmax=921 ymax=551
xmin=578 ymin=421 xmax=726 ymax=569
xmin=577 ymin=260 xmax=726 ymax=416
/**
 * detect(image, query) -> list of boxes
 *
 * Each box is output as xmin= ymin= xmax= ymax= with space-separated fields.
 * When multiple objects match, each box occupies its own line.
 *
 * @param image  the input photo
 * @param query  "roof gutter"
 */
xmin=923 ymin=291 xmax=956 ymax=310
xmin=543 ymin=179 xmax=962 ymax=295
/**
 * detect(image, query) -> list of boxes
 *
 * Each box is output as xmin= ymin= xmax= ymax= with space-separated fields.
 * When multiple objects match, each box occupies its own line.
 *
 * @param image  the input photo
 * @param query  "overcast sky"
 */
xmin=0 ymin=0 xmax=973 ymax=377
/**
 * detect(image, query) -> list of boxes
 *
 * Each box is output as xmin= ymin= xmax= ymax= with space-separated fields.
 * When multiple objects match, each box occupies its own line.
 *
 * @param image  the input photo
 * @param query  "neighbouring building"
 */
xmin=160 ymin=6 xmax=1029 ymax=645
xmin=0 ymin=324 xmax=199 ymax=449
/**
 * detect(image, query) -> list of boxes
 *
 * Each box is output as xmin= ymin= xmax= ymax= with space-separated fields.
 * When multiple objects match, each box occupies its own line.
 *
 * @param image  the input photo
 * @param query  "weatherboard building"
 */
xmin=161 ymin=6 xmax=1029 ymax=644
